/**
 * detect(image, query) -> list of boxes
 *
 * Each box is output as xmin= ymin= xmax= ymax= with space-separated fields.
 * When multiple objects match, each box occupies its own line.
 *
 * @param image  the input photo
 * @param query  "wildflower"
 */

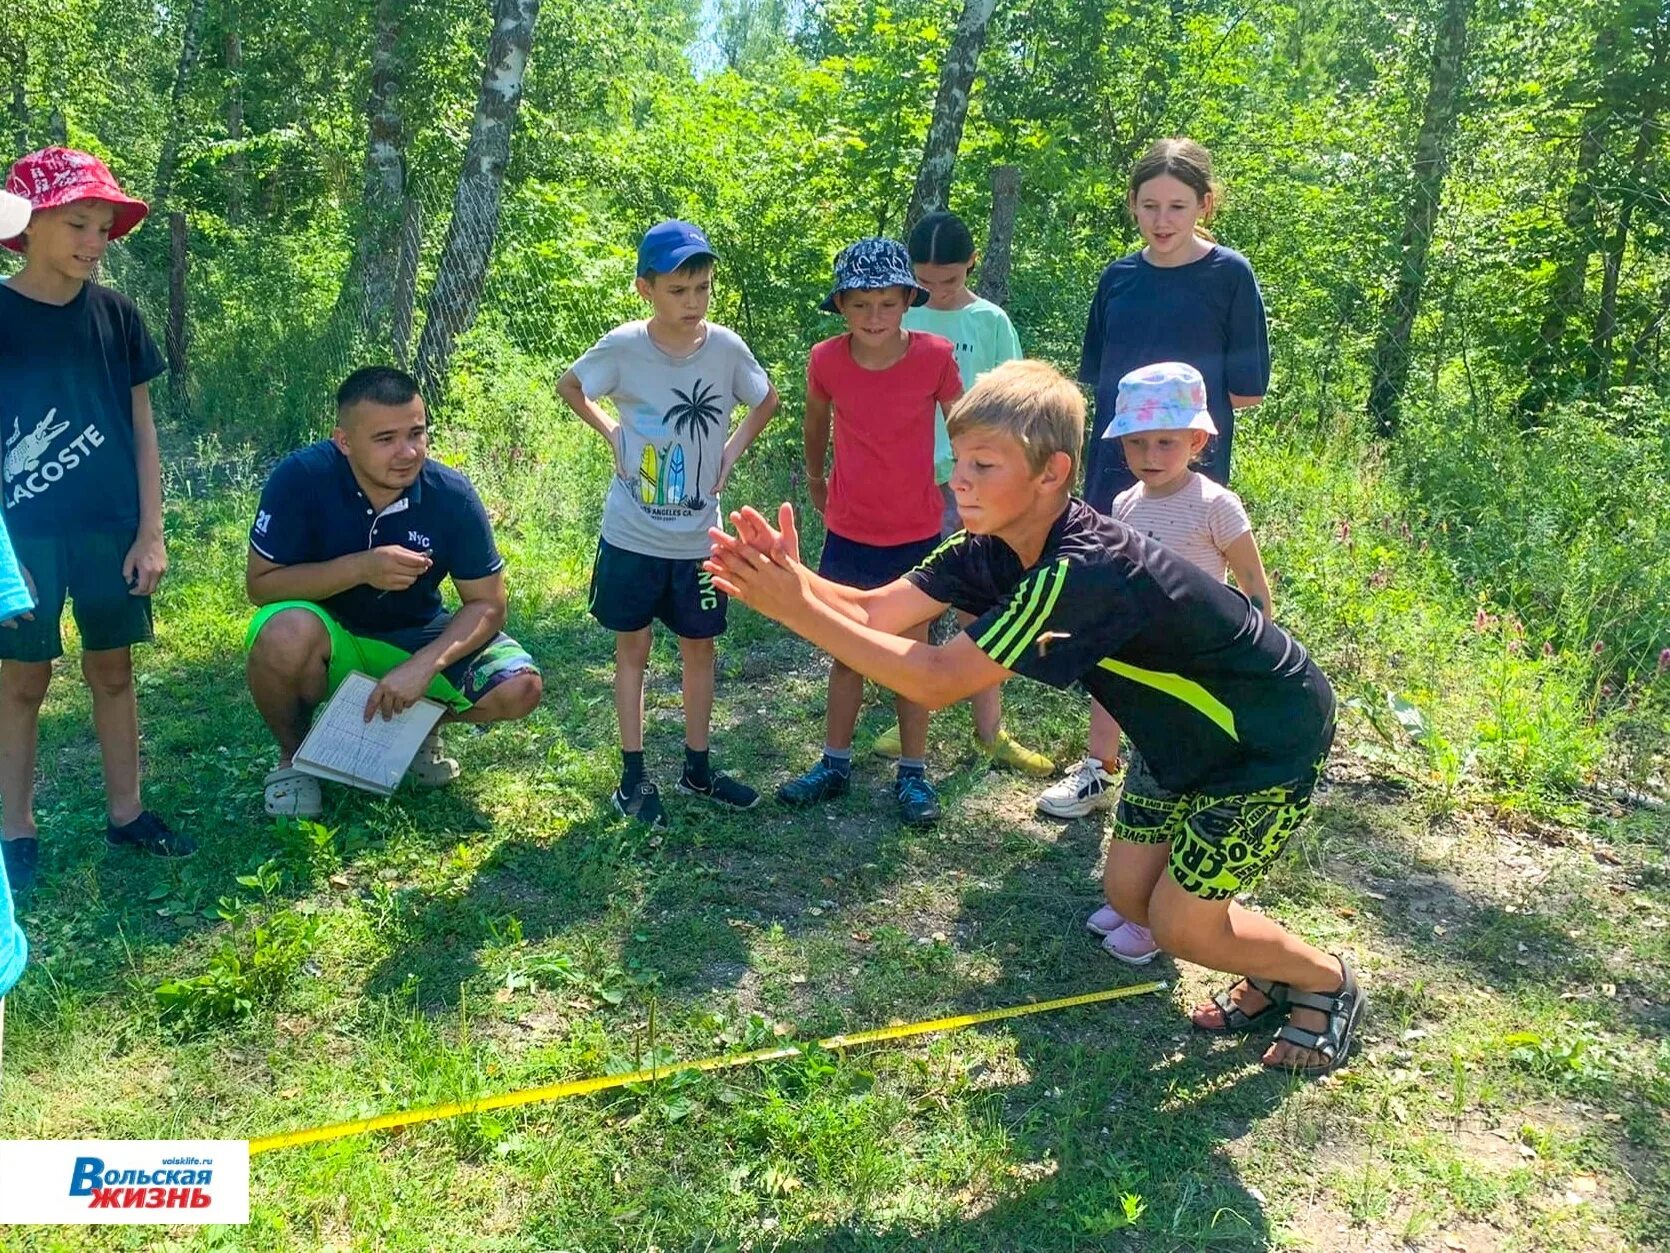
xmin=1659 ymin=647 xmax=1670 ymax=672
xmin=1592 ymin=640 xmax=1605 ymax=655
xmin=1542 ymin=641 xmax=1555 ymax=659
xmin=1474 ymin=607 xmax=1489 ymax=632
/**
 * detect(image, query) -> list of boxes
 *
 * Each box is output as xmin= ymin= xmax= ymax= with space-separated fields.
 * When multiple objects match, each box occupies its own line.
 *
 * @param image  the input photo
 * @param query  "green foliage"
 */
xmin=152 ymin=858 xmax=320 ymax=1034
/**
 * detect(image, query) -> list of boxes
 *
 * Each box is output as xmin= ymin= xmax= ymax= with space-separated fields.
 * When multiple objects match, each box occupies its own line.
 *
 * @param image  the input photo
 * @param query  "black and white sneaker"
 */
xmin=613 ymin=780 xmax=669 ymax=830
xmin=677 ymin=771 xmax=761 ymax=810
xmin=1035 ymin=757 xmax=1118 ymax=819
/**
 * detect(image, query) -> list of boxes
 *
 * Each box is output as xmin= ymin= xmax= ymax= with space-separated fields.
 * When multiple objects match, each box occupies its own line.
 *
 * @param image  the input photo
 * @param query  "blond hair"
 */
xmin=947 ymin=359 xmax=1085 ymax=476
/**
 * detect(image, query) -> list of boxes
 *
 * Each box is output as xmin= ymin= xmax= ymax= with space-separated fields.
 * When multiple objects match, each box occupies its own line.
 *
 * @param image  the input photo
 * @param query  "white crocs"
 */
xmin=405 ymin=729 xmax=460 ymax=788
xmin=264 ymin=766 xmax=323 ymax=818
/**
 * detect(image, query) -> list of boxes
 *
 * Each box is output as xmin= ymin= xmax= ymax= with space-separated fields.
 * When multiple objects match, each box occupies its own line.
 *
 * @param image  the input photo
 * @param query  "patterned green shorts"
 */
xmin=1112 ymin=751 xmax=1322 ymax=901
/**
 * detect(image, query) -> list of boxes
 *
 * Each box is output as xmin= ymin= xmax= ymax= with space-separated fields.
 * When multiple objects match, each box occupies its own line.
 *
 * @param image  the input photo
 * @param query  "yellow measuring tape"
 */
xmin=249 ymin=980 xmax=1166 ymax=1155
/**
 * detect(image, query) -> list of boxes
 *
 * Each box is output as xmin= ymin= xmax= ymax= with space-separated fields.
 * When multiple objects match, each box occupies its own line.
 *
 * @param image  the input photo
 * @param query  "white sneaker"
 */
xmin=406 ymin=729 xmax=460 ymax=788
xmin=1086 ymin=904 xmax=1125 ymax=936
xmin=1036 ymin=757 xmax=1118 ymax=819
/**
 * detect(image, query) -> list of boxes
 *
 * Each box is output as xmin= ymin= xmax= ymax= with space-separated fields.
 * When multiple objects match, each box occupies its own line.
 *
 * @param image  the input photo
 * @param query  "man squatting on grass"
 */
xmin=707 ymin=359 xmax=1367 ymax=1074
xmin=244 ymin=367 xmax=543 ymax=818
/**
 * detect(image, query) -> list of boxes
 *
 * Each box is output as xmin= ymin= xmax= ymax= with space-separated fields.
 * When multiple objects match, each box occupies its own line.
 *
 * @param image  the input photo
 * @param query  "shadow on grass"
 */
xmin=767 ymin=811 xmax=1282 ymax=1250
xmin=1306 ymin=782 xmax=1670 ymax=1034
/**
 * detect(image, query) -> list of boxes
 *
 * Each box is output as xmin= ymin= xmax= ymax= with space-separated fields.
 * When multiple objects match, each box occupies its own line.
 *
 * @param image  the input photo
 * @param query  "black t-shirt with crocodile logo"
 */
xmin=0 ymin=280 xmax=164 ymax=537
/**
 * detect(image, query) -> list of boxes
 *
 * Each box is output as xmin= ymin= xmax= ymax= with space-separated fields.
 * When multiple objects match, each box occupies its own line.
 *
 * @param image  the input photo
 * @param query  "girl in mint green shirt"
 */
xmin=867 ymin=210 xmax=1054 ymax=778
xmin=904 ymin=212 xmax=1025 ymax=484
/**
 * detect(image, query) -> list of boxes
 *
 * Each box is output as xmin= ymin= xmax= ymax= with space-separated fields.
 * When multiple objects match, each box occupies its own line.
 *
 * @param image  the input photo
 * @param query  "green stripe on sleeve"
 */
xmin=993 ymin=560 xmax=1068 ymax=667
xmin=978 ymin=559 xmax=1068 ymax=668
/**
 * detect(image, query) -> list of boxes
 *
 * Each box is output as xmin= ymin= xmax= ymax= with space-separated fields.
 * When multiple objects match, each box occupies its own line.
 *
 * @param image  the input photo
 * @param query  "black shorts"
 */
xmin=1111 ymin=748 xmax=1326 ymax=901
xmin=0 ymin=529 xmax=153 ymax=662
xmin=817 ymin=529 xmax=941 ymax=591
xmin=589 ymin=538 xmax=726 ymax=639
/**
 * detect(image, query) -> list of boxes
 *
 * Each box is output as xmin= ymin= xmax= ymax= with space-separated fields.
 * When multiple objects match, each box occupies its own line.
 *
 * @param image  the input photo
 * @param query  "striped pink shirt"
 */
xmin=1110 ymin=472 xmax=1251 ymax=581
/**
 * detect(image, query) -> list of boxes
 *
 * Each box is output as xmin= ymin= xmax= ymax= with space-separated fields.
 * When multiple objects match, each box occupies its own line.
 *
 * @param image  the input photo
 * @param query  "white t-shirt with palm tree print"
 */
xmin=571 ymin=320 xmax=771 ymax=560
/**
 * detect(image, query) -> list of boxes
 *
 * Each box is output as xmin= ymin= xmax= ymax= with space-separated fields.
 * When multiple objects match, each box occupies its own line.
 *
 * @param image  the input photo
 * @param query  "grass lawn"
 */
xmin=1 ymin=443 xmax=1667 ymax=1250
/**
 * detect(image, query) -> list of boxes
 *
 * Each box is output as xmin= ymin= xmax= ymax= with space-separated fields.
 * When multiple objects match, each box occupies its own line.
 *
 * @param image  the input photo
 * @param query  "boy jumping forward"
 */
xmin=708 ymin=359 xmax=1365 ymax=1075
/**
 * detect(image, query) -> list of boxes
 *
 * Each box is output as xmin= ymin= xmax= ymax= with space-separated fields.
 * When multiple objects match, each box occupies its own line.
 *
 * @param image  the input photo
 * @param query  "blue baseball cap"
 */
xmin=637 ymin=220 xmax=717 ymax=277
xmin=820 ymin=237 xmax=930 ymax=312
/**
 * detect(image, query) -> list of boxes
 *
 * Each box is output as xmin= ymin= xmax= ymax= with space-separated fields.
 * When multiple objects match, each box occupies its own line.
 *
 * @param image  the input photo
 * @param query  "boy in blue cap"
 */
xmin=557 ymin=221 xmax=780 ymax=828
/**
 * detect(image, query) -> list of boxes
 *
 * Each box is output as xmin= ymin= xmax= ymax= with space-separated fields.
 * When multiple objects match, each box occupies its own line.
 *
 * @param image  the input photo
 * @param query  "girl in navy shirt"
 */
xmin=1039 ymin=137 xmax=1271 ymax=824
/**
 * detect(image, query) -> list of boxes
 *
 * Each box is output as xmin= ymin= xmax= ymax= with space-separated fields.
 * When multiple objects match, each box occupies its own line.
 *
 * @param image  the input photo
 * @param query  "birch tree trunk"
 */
xmin=415 ymin=0 xmax=540 ymax=397
xmin=974 ymin=165 xmax=1020 ymax=308
xmin=352 ymin=0 xmax=408 ymax=340
xmin=391 ymin=196 xmax=422 ymax=367
xmin=153 ymin=0 xmax=210 ymax=209
xmin=1365 ymin=0 xmax=1471 ymax=436
xmin=224 ymin=24 xmax=244 ymax=222
xmin=903 ymin=0 xmax=998 ymax=232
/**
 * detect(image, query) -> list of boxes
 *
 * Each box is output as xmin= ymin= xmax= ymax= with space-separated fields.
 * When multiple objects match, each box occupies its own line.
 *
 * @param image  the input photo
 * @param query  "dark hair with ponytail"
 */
xmin=907 ymin=210 xmax=976 ymax=265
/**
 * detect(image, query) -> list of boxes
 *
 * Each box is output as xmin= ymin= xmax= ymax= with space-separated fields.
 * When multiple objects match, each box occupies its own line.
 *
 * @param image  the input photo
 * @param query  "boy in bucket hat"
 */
xmin=1070 ymin=361 xmax=1275 ymax=965
xmin=778 ymin=237 xmax=963 ymax=826
xmin=0 ymin=147 xmax=193 ymax=909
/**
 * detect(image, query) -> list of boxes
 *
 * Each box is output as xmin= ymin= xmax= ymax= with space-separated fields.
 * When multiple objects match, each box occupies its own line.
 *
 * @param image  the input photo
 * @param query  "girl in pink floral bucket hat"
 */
xmin=1060 ymin=359 xmax=1275 ymax=967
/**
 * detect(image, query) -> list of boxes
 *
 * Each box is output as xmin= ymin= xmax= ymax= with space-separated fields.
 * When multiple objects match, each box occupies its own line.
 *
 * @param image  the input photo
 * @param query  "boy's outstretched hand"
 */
xmin=706 ymin=503 xmax=810 ymax=625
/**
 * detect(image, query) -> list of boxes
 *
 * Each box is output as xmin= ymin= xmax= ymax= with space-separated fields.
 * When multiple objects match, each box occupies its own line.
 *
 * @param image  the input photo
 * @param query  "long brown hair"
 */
xmin=1127 ymin=138 xmax=1221 ymax=242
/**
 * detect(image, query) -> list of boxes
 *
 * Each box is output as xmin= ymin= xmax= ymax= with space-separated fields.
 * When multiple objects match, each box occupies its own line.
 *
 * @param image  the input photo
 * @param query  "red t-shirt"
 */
xmin=807 ymin=331 xmax=963 ymax=546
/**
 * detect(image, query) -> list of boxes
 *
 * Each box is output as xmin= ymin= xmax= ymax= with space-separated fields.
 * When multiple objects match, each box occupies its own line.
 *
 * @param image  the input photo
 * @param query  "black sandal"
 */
xmin=1265 ymin=955 xmax=1367 ymax=1076
xmin=1194 ymin=976 xmax=1290 ymax=1035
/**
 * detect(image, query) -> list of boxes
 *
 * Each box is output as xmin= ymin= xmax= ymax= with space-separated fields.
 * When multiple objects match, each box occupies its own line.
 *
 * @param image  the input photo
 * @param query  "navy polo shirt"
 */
xmin=249 ymin=440 xmax=504 ymax=634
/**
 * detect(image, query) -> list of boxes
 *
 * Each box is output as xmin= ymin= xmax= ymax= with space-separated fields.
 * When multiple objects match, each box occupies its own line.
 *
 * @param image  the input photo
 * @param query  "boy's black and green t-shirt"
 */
xmin=906 ymin=499 xmax=1335 ymax=796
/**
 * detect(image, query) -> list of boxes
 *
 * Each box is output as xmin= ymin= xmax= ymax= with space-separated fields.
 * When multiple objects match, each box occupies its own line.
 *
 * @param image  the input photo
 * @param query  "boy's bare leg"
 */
xmin=83 ymin=647 xmax=143 ymax=827
xmin=1147 ymin=876 xmax=1347 ymax=1068
xmin=970 ymin=686 xmax=1002 ymax=743
xmin=1088 ymin=697 xmax=1122 ymax=764
xmin=615 ymin=628 xmax=653 ymax=752
xmin=245 ymin=609 xmax=331 ymax=765
xmin=678 ymin=636 xmax=715 ymax=751
xmin=954 ymin=609 xmax=1002 ymax=742
xmin=824 ymin=658 xmax=865 ymax=753
xmin=895 ymin=620 xmax=931 ymax=760
xmin=0 ymin=661 xmax=50 ymax=840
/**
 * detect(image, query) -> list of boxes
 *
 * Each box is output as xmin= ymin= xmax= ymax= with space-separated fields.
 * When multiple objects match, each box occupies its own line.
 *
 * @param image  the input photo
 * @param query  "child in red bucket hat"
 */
xmin=1 ymin=147 xmax=149 ymax=255
xmin=0 ymin=147 xmax=193 ymax=909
